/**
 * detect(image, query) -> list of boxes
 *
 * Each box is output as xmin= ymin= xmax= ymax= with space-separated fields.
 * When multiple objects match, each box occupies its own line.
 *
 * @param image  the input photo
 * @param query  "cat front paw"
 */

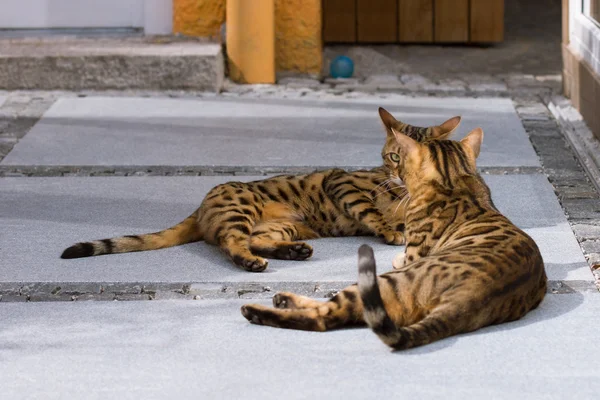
xmin=382 ymin=231 xmax=405 ymax=245
xmin=233 ymin=255 xmax=269 ymax=272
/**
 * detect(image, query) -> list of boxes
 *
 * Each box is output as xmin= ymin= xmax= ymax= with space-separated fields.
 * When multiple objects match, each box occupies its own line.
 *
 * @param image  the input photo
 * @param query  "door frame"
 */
xmin=568 ymin=0 xmax=600 ymax=75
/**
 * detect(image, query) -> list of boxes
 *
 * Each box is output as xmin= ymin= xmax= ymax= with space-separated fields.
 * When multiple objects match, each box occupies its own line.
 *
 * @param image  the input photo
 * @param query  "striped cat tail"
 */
xmin=357 ymin=245 xmax=399 ymax=346
xmin=60 ymin=211 xmax=202 ymax=259
xmin=358 ymin=245 xmax=456 ymax=350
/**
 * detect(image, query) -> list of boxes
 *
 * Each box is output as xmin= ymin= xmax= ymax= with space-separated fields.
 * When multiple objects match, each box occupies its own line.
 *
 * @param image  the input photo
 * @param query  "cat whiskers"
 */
xmin=393 ymin=192 xmax=411 ymax=215
xmin=370 ymin=178 xmax=394 ymax=196
xmin=371 ymin=185 xmax=401 ymax=199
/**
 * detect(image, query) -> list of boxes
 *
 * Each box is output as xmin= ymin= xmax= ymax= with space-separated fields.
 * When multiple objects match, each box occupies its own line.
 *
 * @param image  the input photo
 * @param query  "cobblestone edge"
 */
xmin=0 ymin=280 xmax=595 ymax=302
xmin=514 ymin=96 xmax=600 ymax=290
xmin=0 ymin=93 xmax=55 ymax=164
xmin=0 ymin=165 xmax=543 ymax=178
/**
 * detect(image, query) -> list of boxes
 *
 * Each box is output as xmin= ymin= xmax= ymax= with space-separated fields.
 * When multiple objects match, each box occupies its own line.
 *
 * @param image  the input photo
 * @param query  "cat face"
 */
xmin=388 ymin=127 xmax=484 ymax=191
xmin=378 ymin=107 xmax=462 ymax=186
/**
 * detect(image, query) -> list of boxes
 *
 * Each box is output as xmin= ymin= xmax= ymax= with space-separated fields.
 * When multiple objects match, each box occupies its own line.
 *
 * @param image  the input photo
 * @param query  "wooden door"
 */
xmin=322 ymin=0 xmax=505 ymax=44
xmin=356 ymin=0 xmax=397 ymax=43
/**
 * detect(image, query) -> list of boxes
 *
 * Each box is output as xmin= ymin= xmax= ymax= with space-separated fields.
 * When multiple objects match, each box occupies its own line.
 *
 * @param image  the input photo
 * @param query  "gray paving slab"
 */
xmin=0 ymin=95 xmax=6 ymax=107
xmin=1 ymin=294 xmax=599 ymax=400
xmin=0 ymin=174 xmax=590 ymax=283
xmin=0 ymin=96 xmax=540 ymax=168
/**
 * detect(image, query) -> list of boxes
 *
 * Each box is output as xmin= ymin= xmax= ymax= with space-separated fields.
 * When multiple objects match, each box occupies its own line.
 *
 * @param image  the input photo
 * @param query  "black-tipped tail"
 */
xmin=358 ymin=245 xmax=457 ymax=350
xmin=357 ymin=244 xmax=399 ymax=346
xmin=61 ymin=242 xmax=96 ymax=259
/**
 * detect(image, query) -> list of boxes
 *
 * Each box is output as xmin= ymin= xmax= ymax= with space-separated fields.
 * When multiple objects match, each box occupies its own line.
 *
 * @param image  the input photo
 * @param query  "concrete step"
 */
xmin=0 ymin=37 xmax=223 ymax=91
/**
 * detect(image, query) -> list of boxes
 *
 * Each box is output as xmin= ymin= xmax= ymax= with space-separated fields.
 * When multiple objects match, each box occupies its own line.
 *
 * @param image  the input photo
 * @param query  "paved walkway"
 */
xmin=1 ymin=295 xmax=598 ymax=400
xmin=0 ymin=90 xmax=598 ymax=398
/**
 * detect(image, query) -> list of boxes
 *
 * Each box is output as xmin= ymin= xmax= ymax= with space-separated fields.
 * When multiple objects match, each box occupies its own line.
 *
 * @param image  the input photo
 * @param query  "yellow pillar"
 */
xmin=226 ymin=0 xmax=276 ymax=84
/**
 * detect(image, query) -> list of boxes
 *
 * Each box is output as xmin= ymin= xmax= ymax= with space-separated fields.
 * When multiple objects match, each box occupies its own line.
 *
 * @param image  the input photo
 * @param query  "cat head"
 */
xmin=379 ymin=107 xmax=462 ymax=143
xmin=384 ymin=126 xmax=484 ymax=191
xmin=378 ymin=107 xmax=462 ymax=185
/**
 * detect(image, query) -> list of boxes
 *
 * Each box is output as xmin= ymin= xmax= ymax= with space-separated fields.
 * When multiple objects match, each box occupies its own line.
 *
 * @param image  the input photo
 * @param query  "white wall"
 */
xmin=0 ymin=0 xmax=172 ymax=34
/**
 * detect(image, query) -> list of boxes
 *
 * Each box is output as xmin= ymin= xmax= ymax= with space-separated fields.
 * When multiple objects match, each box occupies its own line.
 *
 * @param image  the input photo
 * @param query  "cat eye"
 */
xmin=389 ymin=153 xmax=401 ymax=162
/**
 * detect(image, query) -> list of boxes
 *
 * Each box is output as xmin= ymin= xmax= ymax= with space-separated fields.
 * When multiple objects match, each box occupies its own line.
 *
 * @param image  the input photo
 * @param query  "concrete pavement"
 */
xmin=0 ymin=296 xmax=598 ymax=400
xmin=0 ymin=92 xmax=598 ymax=398
xmin=1 ymin=96 xmax=539 ymax=168
xmin=0 ymin=174 xmax=590 ymax=283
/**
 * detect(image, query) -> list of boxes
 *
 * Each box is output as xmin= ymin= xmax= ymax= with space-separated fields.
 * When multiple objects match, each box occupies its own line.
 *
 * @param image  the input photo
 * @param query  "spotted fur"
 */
xmin=241 ymin=128 xmax=547 ymax=350
xmin=61 ymin=108 xmax=461 ymax=272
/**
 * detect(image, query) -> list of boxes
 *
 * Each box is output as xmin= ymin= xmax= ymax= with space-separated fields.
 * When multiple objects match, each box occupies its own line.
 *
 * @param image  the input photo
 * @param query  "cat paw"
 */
xmin=233 ymin=256 xmax=269 ymax=272
xmin=278 ymin=243 xmax=313 ymax=261
xmin=272 ymin=292 xmax=297 ymax=309
xmin=241 ymin=305 xmax=264 ymax=325
xmin=382 ymin=231 xmax=405 ymax=246
xmin=392 ymin=252 xmax=406 ymax=270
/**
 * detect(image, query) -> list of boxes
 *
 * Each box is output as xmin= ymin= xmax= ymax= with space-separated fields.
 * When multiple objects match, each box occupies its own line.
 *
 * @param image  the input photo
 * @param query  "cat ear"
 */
xmin=460 ymin=128 xmax=484 ymax=159
xmin=431 ymin=116 xmax=461 ymax=139
xmin=392 ymin=128 xmax=419 ymax=154
xmin=378 ymin=107 xmax=398 ymax=136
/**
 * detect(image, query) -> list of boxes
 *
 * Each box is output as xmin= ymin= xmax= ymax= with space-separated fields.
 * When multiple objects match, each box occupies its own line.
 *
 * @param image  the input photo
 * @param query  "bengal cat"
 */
xmin=241 ymin=128 xmax=548 ymax=349
xmin=61 ymin=108 xmax=461 ymax=272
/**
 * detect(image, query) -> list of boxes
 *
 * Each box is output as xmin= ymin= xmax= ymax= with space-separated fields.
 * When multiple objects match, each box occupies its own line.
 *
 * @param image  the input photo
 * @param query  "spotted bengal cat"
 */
xmin=61 ymin=108 xmax=461 ymax=272
xmin=241 ymin=128 xmax=548 ymax=349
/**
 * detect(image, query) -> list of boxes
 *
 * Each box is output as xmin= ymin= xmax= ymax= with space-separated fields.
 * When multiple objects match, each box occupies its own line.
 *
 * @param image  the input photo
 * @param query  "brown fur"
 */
xmin=241 ymin=128 xmax=547 ymax=349
xmin=61 ymin=108 xmax=461 ymax=272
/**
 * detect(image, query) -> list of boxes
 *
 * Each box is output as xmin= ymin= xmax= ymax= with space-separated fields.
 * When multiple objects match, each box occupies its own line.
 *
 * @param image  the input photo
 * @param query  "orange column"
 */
xmin=226 ymin=0 xmax=276 ymax=83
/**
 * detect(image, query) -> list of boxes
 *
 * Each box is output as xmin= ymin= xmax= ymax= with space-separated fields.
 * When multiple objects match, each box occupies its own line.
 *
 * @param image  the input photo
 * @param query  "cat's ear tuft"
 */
xmin=460 ymin=128 xmax=484 ymax=159
xmin=379 ymin=107 xmax=398 ymax=135
xmin=432 ymin=116 xmax=461 ymax=139
xmin=392 ymin=128 xmax=418 ymax=154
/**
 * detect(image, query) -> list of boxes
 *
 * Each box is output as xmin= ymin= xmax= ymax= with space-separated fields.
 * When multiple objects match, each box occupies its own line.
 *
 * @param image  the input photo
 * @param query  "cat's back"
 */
xmin=401 ymin=179 xmax=547 ymax=327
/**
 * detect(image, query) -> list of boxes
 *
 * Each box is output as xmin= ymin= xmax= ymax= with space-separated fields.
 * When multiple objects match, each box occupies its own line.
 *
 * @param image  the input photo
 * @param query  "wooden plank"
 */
xmin=357 ymin=0 xmax=397 ymax=43
xmin=434 ymin=0 xmax=469 ymax=43
xmin=470 ymin=0 xmax=505 ymax=43
xmin=399 ymin=0 xmax=433 ymax=42
xmin=322 ymin=0 xmax=356 ymax=43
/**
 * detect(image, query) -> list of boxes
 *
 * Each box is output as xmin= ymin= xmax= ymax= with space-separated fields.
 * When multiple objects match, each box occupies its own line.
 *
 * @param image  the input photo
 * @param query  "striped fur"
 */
xmin=241 ymin=128 xmax=547 ymax=350
xmin=61 ymin=108 xmax=461 ymax=272
xmin=357 ymin=244 xmax=398 ymax=345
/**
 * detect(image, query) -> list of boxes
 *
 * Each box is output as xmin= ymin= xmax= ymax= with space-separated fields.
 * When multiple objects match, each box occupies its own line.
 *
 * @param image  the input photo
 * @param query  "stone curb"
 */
xmin=263 ymin=74 xmax=562 ymax=99
xmin=0 ymin=280 xmax=596 ymax=302
xmin=0 ymin=165 xmax=543 ymax=178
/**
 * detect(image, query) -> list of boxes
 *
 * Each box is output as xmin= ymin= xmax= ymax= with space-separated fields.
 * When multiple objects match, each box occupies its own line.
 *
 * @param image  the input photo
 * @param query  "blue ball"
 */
xmin=330 ymin=55 xmax=354 ymax=79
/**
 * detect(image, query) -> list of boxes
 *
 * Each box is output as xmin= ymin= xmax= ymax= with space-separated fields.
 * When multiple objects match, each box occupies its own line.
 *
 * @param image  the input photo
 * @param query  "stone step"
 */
xmin=0 ymin=37 xmax=223 ymax=91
